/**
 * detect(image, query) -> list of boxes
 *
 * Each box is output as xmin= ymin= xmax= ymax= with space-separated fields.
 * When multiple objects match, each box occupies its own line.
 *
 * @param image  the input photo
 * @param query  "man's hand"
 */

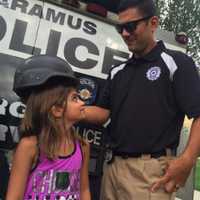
xmin=151 ymin=155 xmax=194 ymax=193
xmin=151 ymin=117 xmax=200 ymax=193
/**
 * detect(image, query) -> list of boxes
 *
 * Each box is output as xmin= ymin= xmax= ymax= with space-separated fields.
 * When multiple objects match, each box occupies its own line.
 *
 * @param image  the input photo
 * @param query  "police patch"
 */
xmin=78 ymin=77 xmax=97 ymax=105
xmin=146 ymin=66 xmax=161 ymax=81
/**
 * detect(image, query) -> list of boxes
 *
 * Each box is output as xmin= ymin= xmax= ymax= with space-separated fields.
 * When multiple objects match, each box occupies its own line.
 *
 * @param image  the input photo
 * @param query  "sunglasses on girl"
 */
xmin=116 ymin=15 xmax=153 ymax=34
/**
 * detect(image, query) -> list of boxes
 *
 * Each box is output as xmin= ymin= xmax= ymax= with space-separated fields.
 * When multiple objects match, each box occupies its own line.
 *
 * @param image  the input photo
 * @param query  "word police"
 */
xmin=0 ymin=0 xmax=129 ymax=78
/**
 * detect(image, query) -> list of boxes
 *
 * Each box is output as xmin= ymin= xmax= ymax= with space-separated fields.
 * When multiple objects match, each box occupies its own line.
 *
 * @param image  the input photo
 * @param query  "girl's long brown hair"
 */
xmin=20 ymin=78 xmax=84 ymax=159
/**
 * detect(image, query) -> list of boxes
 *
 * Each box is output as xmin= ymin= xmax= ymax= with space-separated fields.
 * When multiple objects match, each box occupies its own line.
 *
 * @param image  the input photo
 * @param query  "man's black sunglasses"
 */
xmin=116 ymin=15 xmax=153 ymax=34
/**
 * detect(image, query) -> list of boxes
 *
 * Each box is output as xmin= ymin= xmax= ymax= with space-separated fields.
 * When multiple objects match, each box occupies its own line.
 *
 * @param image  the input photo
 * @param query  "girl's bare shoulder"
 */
xmin=19 ymin=136 xmax=37 ymax=147
xmin=17 ymin=136 xmax=38 ymax=157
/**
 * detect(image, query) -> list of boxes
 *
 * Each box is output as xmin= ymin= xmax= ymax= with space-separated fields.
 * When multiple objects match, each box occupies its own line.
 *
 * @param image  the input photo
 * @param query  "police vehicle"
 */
xmin=0 ymin=0 xmax=198 ymax=199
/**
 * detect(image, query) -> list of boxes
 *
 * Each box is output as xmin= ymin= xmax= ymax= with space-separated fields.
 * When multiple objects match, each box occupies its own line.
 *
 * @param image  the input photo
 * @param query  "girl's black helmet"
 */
xmin=13 ymin=55 xmax=79 ymax=98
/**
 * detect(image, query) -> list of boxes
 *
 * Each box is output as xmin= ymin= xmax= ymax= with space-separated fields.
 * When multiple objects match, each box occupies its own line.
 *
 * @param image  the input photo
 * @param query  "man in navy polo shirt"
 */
xmin=84 ymin=0 xmax=200 ymax=199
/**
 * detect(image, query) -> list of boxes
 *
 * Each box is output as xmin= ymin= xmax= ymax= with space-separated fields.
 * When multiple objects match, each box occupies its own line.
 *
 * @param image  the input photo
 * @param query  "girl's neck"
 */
xmin=59 ymin=124 xmax=72 ymax=138
xmin=59 ymin=128 xmax=74 ymax=154
xmin=59 ymin=136 xmax=75 ymax=157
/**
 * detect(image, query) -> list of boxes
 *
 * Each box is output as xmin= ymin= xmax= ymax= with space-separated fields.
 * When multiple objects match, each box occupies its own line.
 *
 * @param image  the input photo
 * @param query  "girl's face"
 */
xmin=64 ymin=89 xmax=85 ymax=124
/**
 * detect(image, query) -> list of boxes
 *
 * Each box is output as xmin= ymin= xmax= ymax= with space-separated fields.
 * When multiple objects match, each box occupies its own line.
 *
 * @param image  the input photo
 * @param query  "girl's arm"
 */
xmin=6 ymin=136 xmax=37 ymax=200
xmin=80 ymin=141 xmax=91 ymax=200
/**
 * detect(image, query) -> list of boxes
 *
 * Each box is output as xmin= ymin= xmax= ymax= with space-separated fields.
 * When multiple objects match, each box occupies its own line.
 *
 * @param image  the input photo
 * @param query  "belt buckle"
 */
xmin=105 ymin=149 xmax=114 ymax=164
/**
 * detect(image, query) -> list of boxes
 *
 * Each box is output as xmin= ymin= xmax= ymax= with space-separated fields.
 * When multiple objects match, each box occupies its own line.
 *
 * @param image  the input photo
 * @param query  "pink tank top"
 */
xmin=24 ymin=141 xmax=83 ymax=200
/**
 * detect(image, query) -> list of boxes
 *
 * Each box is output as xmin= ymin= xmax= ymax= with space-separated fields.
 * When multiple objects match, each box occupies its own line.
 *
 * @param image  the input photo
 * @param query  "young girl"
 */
xmin=6 ymin=55 xmax=91 ymax=200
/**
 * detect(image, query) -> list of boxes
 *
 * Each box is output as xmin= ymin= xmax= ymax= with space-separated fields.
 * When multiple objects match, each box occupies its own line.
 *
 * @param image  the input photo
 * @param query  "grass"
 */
xmin=195 ymin=158 xmax=200 ymax=191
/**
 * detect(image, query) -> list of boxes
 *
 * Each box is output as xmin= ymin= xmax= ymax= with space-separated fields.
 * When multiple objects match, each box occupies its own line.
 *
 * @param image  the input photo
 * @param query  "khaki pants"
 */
xmin=100 ymin=155 xmax=176 ymax=200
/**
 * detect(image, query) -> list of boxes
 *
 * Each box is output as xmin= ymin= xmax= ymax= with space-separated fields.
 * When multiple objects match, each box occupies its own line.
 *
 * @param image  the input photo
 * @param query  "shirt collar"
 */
xmin=129 ymin=40 xmax=166 ymax=63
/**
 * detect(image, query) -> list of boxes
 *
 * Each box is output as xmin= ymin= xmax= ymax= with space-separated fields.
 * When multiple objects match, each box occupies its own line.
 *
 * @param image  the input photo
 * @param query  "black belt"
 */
xmin=113 ymin=148 xmax=177 ymax=159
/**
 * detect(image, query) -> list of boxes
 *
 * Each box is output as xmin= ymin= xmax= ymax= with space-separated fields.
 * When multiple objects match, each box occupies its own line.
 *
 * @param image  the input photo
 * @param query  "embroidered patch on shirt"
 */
xmin=146 ymin=66 xmax=161 ymax=81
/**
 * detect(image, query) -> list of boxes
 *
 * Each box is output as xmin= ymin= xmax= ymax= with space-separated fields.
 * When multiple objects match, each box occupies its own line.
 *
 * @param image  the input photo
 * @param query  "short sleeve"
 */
xmin=173 ymin=53 xmax=200 ymax=119
xmin=96 ymin=74 xmax=112 ymax=110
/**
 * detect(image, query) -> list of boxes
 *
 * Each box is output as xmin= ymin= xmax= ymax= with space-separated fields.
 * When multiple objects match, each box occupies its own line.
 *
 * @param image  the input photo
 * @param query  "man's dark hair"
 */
xmin=118 ymin=0 xmax=157 ymax=17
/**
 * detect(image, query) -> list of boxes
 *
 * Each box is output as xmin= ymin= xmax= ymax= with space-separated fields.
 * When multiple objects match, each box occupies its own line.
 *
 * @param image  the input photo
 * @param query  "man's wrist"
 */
xmin=180 ymin=152 xmax=197 ymax=167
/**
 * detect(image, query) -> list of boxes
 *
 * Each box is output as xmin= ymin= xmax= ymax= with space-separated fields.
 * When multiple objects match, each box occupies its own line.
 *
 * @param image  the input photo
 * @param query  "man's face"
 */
xmin=118 ymin=7 xmax=158 ymax=56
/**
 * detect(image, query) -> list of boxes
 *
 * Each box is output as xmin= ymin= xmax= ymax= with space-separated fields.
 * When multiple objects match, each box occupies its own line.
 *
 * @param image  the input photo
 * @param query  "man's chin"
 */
xmin=128 ymin=45 xmax=137 ymax=53
xmin=128 ymin=46 xmax=144 ymax=57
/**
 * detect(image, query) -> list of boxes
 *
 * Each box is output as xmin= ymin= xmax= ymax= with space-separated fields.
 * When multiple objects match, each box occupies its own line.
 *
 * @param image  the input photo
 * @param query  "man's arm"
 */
xmin=151 ymin=53 xmax=200 ymax=193
xmin=182 ymin=116 xmax=200 ymax=164
xmin=151 ymin=116 xmax=200 ymax=192
xmin=83 ymin=106 xmax=110 ymax=125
